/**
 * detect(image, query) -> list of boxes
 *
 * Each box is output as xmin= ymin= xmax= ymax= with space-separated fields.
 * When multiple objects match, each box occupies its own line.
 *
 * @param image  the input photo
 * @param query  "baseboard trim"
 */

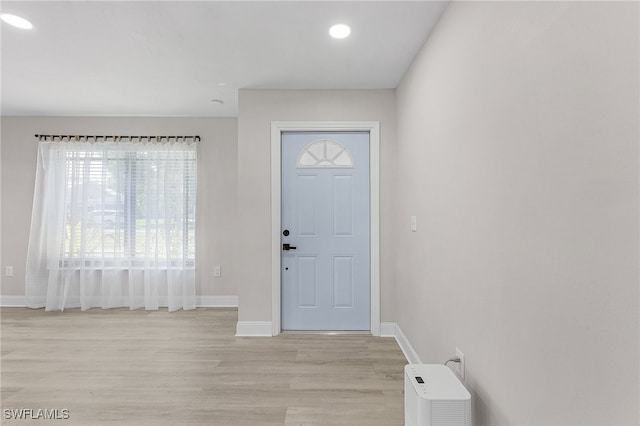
xmin=0 ymin=296 xmax=26 ymax=307
xmin=380 ymin=321 xmax=422 ymax=364
xmin=380 ymin=321 xmax=397 ymax=337
xmin=197 ymin=295 xmax=238 ymax=307
xmin=1 ymin=295 xmax=238 ymax=308
xmin=236 ymin=321 xmax=273 ymax=337
xmin=394 ymin=322 xmax=423 ymax=364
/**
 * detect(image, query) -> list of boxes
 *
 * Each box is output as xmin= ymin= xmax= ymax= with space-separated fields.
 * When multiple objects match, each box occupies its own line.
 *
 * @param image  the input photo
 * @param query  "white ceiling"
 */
xmin=1 ymin=1 xmax=448 ymax=117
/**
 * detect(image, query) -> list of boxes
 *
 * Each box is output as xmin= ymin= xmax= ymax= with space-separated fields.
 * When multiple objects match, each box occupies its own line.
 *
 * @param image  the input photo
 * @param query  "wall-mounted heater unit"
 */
xmin=404 ymin=364 xmax=471 ymax=426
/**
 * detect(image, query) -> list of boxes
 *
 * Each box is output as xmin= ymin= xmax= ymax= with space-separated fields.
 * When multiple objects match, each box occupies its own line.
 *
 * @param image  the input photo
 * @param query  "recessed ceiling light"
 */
xmin=0 ymin=13 xmax=33 ymax=30
xmin=329 ymin=24 xmax=351 ymax=39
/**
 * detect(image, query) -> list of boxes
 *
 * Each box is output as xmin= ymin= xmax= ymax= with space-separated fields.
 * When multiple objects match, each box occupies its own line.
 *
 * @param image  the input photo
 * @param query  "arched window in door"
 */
xmin=296 ymin=139 xmax=354 ymax=168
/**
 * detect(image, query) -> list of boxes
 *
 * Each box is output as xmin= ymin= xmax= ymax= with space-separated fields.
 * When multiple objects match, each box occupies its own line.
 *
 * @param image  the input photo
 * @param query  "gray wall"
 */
xmin=236 ymin=89 xmax=397 ymax=322
xmin=394 ymin=2 xmax=639 ymax=425
xmin=1 ymin=116 xmax=238 ymax=299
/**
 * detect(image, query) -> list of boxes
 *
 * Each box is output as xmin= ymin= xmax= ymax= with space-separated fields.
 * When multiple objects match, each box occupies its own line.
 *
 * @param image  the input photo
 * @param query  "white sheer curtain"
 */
xmin=25 ymin=139 xmax=197 ymax=311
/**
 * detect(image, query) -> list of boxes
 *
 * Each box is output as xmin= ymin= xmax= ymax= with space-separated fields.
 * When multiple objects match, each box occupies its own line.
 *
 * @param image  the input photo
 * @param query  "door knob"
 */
xmin=283 ymin=243 xmax=297 ymax=251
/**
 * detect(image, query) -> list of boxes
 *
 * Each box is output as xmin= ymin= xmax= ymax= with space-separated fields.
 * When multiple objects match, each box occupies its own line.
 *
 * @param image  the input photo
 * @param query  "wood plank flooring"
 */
xmin=0 ymin=308 xmax=407 ymax=425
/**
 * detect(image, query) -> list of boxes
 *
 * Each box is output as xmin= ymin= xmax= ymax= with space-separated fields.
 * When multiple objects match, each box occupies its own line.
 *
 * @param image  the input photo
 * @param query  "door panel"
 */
xmin=333 ymin=176 xmax=354 ymax=237
xmin=297 ymin=256 xmax=318 ymax=308
xmin=281 ymin=131 xmax=370 ymax=331
xmin=333 ymin=256 xmax=354 ymax=308
xmin=297 ymin=175 xmax=318 ymax=237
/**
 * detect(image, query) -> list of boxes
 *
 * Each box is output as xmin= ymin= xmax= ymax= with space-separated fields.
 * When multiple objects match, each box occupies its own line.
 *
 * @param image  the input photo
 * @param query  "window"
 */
xmin=61 ymin=148 xmax=196 ymax=266
xmin=296 ymin=139 xmax=354 ymax=168
xmin=25 ymin=139 xmax=197 ymax=311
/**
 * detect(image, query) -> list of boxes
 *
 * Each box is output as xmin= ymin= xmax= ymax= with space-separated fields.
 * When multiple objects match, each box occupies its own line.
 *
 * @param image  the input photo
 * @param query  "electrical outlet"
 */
xmin=213 ymin=266 xmax=221 ymax=277
xmin=5 ymin=266 xmax=13 ymax=277
xmin=456 ymin=347 xmax=465 ymax=380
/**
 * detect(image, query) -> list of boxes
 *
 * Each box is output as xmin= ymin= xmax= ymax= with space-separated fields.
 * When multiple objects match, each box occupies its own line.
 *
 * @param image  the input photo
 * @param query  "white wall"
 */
xmin=395 ymin=2 xmax=639 ymax=425
xmin=0 ymin=116 xmax=238 ymax=301
xmin=236 ymin=89 xmax=396 ymax=324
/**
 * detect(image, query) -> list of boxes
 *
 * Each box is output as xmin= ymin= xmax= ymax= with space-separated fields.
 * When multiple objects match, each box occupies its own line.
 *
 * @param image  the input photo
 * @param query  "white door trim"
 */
xmin=271 ymin=121 xmax=380 ymax=336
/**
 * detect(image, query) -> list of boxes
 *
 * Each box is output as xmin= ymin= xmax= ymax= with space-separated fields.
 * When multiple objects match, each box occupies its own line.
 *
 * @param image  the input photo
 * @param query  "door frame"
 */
xmin=271 ymin=121 xmax=380 ymax=336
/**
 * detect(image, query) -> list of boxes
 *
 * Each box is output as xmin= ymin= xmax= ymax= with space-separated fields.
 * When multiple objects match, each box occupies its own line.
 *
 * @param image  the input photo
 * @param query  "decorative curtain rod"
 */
xmin=35 ymin=134 xmax=200 ymax=143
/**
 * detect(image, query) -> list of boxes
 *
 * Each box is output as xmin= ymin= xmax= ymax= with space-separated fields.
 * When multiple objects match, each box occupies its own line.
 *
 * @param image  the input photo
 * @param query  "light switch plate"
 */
xmin=213 ymin=266 xmax=221 ymax=277
xmin=410 ymin=216 xmax=417 ymax=232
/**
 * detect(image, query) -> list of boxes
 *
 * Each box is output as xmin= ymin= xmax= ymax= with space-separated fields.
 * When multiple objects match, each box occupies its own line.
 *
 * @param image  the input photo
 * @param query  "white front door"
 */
xmin=281 ymin=131 xmax=370 ymax=331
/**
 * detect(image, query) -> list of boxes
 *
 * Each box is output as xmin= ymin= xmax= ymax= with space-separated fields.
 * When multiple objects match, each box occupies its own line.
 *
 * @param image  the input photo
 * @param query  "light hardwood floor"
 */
xmin=1 ymin=307 xmax=406 ymax=425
